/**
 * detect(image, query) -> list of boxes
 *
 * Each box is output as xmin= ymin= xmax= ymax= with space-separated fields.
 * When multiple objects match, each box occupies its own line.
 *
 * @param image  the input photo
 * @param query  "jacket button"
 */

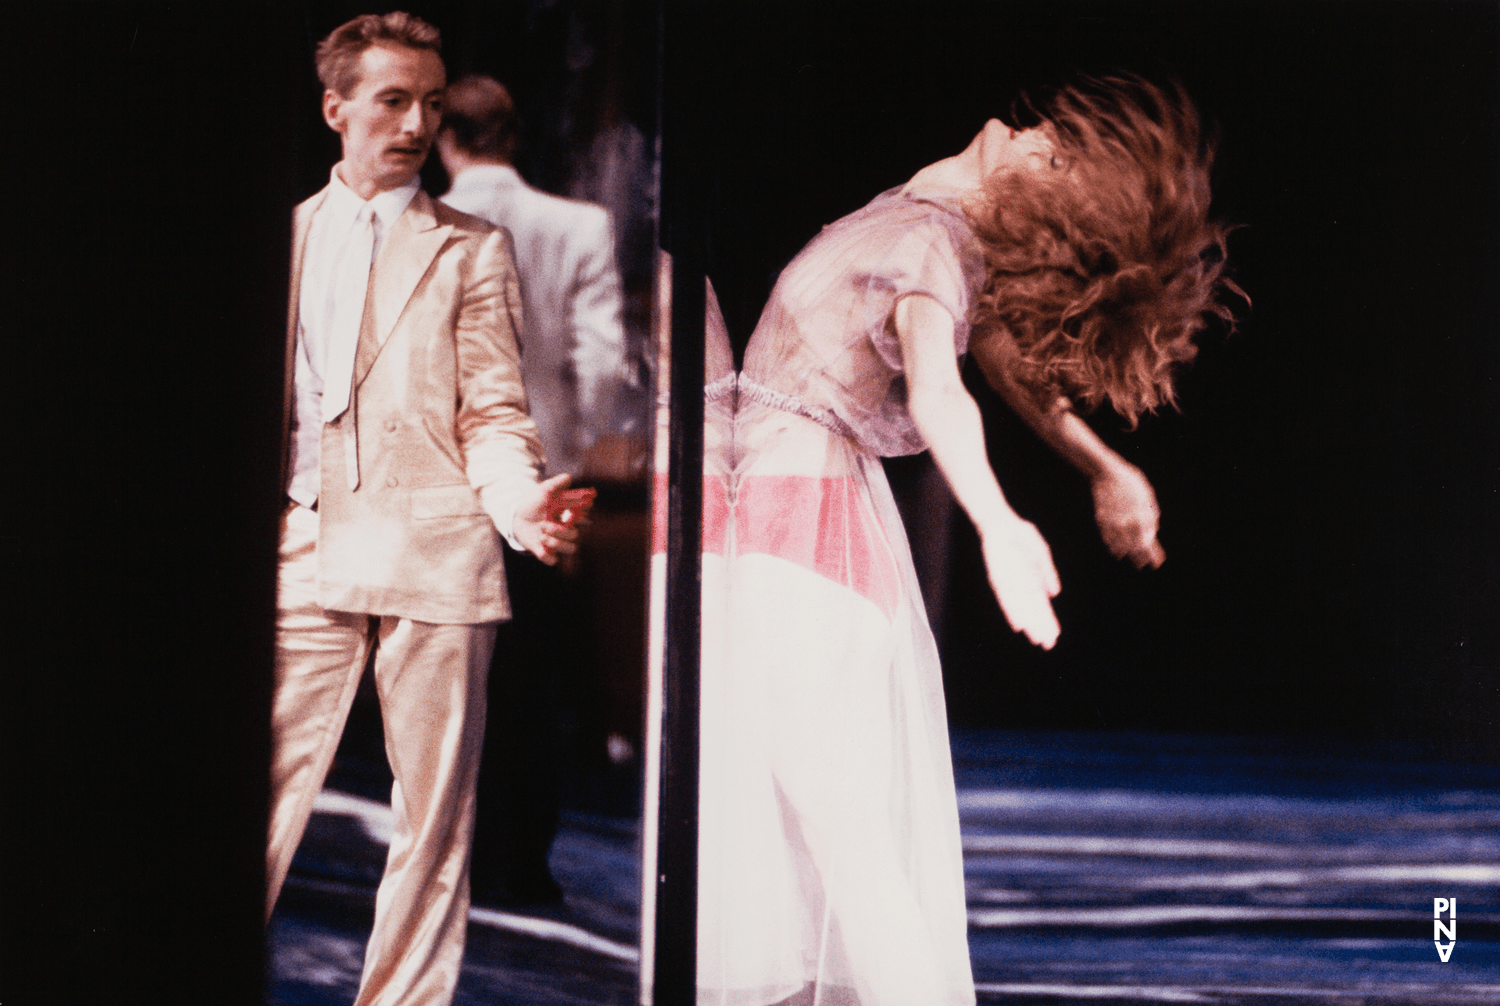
xmin=386 ymin=476 xmax=399 ymax=488
xmin=385 ymin=419 xmax=398 ymax=432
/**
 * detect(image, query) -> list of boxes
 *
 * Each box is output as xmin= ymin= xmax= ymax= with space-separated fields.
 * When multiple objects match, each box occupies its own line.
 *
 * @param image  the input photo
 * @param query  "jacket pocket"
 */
xmin=410 ymin=483 xmax=486 ymax=519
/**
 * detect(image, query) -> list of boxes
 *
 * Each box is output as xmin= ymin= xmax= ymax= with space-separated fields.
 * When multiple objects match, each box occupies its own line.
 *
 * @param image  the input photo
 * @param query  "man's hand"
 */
xmin=1092 ymin=462 xmax=1166 ymax=569
xmin=514 ymin=473 xmax=596 ymax=565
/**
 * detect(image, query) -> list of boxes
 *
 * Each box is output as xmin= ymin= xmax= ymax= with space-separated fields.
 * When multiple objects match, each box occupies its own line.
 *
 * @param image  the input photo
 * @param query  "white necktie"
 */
xmin=321 ymin=203 xmax=375 ymax=423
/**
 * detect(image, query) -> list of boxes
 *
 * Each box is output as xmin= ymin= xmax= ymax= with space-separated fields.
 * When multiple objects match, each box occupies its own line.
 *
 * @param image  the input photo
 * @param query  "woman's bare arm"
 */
xmin=894 ymin=294 xmax=1060 ymax=649
xmin=971 ymin=334 xmax=1166 ymax=569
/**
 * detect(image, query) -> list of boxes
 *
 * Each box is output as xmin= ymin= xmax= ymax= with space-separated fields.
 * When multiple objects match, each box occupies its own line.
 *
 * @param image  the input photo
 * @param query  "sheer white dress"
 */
xmin=698 ymin=188 xmax=985 ymax=1006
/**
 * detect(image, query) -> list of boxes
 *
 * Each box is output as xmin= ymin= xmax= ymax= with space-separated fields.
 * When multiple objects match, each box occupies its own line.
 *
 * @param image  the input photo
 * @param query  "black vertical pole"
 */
xmin=654 ymin=1 xmax=706 ymax=1002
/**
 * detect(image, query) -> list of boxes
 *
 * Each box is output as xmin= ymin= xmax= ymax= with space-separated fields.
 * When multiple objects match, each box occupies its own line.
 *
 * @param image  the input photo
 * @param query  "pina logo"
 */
xmin=1434 ymin=898 xmax=1457 ymax=962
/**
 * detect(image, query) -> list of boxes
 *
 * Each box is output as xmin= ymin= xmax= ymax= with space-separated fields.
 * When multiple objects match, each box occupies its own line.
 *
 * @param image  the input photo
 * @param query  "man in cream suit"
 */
xmin=435 ymin=74 xmax=631 ymax=906
xmin=269 ymin=14 xmax=592 ymax=1005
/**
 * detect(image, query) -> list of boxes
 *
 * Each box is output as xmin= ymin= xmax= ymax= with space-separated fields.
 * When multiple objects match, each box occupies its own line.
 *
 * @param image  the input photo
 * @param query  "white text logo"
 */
xmin=1434 ymin=897 xmax=1457 ymax=962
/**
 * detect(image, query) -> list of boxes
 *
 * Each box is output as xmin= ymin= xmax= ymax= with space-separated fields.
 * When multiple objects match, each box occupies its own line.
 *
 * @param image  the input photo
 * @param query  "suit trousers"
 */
xmin=267 ymin=502 xmax=495 ymax=1006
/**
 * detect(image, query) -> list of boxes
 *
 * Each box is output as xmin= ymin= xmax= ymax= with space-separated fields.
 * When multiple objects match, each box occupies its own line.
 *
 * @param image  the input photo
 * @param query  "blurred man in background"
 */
xmin=437 ymin=74 xmax=632 ymax=906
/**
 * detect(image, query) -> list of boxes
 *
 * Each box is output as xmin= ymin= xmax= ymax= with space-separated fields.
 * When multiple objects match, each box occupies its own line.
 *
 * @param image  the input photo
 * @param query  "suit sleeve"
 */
xmin=568 ymin=206 xmax=629 ymax=444
xmin=456 ymin=227 xmax=544 ymax=548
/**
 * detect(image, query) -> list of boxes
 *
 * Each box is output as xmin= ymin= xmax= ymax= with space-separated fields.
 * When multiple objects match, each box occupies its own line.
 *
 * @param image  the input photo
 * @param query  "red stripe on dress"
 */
xmin=703 ymin=475 xmax=729 ymax=556
xmin=735 ymin=475 xmax=900 ymax=620
xmin=652 ymin=472 xmax=730 ymax=556
xmin=658 ymin=472 xmax=899 ymax=620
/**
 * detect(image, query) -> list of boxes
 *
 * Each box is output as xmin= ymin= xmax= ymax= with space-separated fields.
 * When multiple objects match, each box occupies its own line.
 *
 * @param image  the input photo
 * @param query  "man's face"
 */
xmin=323 ymin=44 xmax=446 ymax=196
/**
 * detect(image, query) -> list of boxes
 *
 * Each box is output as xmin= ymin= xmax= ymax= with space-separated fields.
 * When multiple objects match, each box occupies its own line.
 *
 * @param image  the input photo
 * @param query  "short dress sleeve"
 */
xmin=861 ymin=209 xmax=979 ymax=375
xmin=738 ymin=189 xmax=987 ymax=457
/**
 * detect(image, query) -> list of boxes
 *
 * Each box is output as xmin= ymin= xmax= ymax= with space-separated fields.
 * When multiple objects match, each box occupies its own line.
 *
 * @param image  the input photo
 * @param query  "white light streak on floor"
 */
xmin=973 ymin=984 xmax=1211 ymax=1002
xmin=957 ymin=787 xmax=1500 ymax=821
xmin=968 ymin=905 xmax=1422 ymax=928
xmin=468 ymin=906 xmax=639 ymax=962
xmin=308 ymin=789 xmax=638 ymax=964
xmin=272 ymin=929 xmax=365 ymax=990
xmin=312 ymin=789 xmax=395 ymax=845
xmin=973 ymin=983 xmax=1500 ymax=1002
xmin=962 ymin=834 xmax=1295 ymax=859
xmin=1118 ymin=862 xmax=1500 ymax=890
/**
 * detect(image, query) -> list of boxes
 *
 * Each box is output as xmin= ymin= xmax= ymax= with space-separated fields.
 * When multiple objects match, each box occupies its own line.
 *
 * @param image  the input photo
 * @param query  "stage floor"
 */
xmin=269 ymin=730 xmax=1500 ymax=1004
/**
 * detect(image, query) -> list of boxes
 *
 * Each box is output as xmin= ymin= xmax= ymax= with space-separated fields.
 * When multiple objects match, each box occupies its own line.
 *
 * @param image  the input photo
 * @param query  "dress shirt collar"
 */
xmin=446 ymin=164 xmax=523 ymax=201
xmin=325 ymin=164 xmax=422 ymax=229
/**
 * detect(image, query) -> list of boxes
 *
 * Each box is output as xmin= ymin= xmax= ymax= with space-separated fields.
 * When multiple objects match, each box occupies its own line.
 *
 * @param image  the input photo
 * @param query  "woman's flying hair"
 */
xmin=968 ymin=75 xmax=1243 ymax=425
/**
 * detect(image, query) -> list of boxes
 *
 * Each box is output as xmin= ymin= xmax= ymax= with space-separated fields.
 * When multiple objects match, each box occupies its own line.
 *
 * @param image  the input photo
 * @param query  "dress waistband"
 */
xmin=729 ymin=375 xmax=857 ymax=440
xmin=704 ymin=372 xmax=737 ymax=403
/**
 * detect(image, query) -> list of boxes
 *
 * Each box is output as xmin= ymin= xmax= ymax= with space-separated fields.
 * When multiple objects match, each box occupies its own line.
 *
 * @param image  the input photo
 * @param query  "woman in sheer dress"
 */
xmin=697 ymin=78 xmax=1238 ymax=1006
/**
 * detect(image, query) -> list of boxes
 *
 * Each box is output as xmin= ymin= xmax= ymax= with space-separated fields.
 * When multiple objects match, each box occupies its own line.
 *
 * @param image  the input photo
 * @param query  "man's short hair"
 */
xmin=442 ymin=75 xmax=520 ymax=162
xmin=315 ymin=11 xmax=442 ymax=98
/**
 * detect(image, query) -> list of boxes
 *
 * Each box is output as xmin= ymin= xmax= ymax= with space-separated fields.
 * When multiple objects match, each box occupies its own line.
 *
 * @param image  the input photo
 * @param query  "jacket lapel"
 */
xmin=355 ymin=189 xmax=453 ymax=389
xmin=281 ymin=187 xmax=329 ymax=490
xmin=286 ymin=189 xmax=325 ymax=342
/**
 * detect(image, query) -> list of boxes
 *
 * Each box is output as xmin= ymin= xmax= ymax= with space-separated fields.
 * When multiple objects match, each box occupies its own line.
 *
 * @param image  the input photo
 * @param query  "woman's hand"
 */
xmin=979 ymin=516 xmax=1062 ymax=650
xmin=1092 ymin=462 xmax=1166 ymax=568
xmin=513 ymin=473 xmax=597 ymax=565
xmin=893 ymin=295 xmax=1060 ymax=649
xmin=973 ymin=333 xmax=1167 ymax=572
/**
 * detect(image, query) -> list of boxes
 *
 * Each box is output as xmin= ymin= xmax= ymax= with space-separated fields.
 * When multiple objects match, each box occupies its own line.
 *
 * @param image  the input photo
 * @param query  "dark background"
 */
xmin=2 ymin=6 xmax=298 ymax=1004
xmin=666 ymin=0 xmax=1500 ymax=754
xmin=0 ymin=1 xmax=1496 ymax=1003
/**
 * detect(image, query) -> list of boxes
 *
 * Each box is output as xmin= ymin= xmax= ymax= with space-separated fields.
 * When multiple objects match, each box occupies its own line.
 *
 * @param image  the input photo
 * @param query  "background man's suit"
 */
xmin=270 ymin=182 xmax=543 ymax=1004
xmin=442 ymin=164 xmax=627 ymax=477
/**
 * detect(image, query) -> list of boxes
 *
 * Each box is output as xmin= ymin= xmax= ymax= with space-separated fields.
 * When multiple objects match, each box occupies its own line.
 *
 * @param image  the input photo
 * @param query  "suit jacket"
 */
xmin=442 ymin=166 xmax=626 ymax=476
xmin=283 ymin=185 xmax=544 ymax=625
